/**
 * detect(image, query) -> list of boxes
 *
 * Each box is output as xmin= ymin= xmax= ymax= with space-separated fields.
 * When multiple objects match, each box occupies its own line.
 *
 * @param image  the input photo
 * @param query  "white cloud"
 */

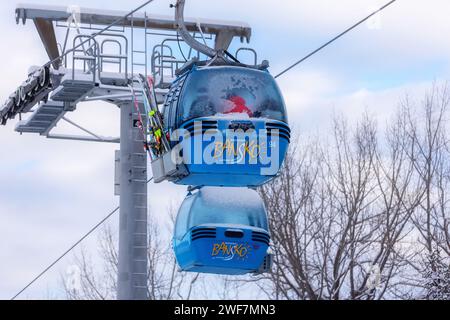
xmin=278 ymin=68 xmax=436 ymax=135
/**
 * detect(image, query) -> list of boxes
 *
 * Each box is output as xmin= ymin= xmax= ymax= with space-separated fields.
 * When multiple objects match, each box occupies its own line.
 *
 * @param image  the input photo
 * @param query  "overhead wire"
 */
xmin=274 ymin=0 xmax=398 ymax=79
xmin=11 ymin=178 xmax=154 ymax=300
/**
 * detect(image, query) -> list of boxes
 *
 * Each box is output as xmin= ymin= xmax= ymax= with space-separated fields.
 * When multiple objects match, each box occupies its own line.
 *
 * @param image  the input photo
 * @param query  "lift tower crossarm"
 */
xmin=33 ymin=18 xmax=60 ymax=69
xmin=15 ymin=3 xmax=252 ymax=54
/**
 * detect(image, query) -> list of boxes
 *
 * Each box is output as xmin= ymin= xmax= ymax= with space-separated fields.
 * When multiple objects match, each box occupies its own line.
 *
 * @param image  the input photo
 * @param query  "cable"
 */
xmin=11 ymin=177 xmax=154 ymax=300
xmin=177 ymin=32 xmax=188 ymax=62
xmin=224 ymin=50 xmax=241 ymax=64
xmin=10 ymin=207 xmax=117 ymax=300
xmin=44 ymin=0 xmax=156 ymax=69
xmin=274 ymin=0 xmax=398 ymax=79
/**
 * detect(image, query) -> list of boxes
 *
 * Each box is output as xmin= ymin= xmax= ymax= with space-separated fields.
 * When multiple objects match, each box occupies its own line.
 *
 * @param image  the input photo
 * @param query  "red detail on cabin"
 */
xmin=225 ymin=96 xmax=253 ymax=116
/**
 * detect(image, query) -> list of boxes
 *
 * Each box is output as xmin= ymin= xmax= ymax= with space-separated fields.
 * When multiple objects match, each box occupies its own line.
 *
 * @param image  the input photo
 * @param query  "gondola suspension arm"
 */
xmin=174 ymin=0 xmax=217 ymax=58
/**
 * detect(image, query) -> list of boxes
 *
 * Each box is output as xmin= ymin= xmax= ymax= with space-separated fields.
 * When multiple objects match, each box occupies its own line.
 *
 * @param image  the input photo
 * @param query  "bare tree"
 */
xmin=422 ymin=248 xmax=450 ymax=300
xmin=398 ymin=84 xmax=450 ymax=299
xmin=62 ymin=84 xmax=450 ymax=301
xmin=259 ymin=104 xmax=438 ymax=299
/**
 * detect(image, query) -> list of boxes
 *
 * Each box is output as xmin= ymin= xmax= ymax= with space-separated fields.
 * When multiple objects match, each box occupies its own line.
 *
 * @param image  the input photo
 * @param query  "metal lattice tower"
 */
xmin=1 ymin=3 xmax=252 ymax=300
xmin=118 ymin=101 xmax=148 ymax=300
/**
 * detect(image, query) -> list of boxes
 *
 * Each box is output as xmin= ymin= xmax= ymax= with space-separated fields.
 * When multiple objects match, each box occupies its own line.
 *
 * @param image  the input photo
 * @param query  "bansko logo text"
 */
xmin=169 ymin=121 xmax=281 ymax=176
xmin=212 ymin=242 xmax=252 ymax=261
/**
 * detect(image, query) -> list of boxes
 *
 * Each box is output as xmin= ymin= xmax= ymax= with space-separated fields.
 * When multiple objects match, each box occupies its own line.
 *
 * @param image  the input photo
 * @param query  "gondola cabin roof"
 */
xmin=178 ymin=187 xmax=269 ymax=232
xmin=170 ymin=64 xmax=288 ymax=127
xmin=173 ymin=187 xmax=272 ymax=275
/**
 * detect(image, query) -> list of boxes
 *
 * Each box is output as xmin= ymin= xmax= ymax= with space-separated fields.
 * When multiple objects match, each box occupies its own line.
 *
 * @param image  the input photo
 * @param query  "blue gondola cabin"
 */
xmin=153 ymin=62 xmax=290 ymax=187
xmin=173 ymin=187 xmax=273 ymax=275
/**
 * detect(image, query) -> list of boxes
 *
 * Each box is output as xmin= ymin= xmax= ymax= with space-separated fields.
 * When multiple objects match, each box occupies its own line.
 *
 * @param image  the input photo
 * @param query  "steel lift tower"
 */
xmin=1 ymin=3 xmax=251 ymax=300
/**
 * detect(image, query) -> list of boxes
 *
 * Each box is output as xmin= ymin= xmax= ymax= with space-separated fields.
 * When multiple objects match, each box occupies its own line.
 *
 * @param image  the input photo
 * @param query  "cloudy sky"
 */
xmin=0 ymin=0 xmax=449 ymax=299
